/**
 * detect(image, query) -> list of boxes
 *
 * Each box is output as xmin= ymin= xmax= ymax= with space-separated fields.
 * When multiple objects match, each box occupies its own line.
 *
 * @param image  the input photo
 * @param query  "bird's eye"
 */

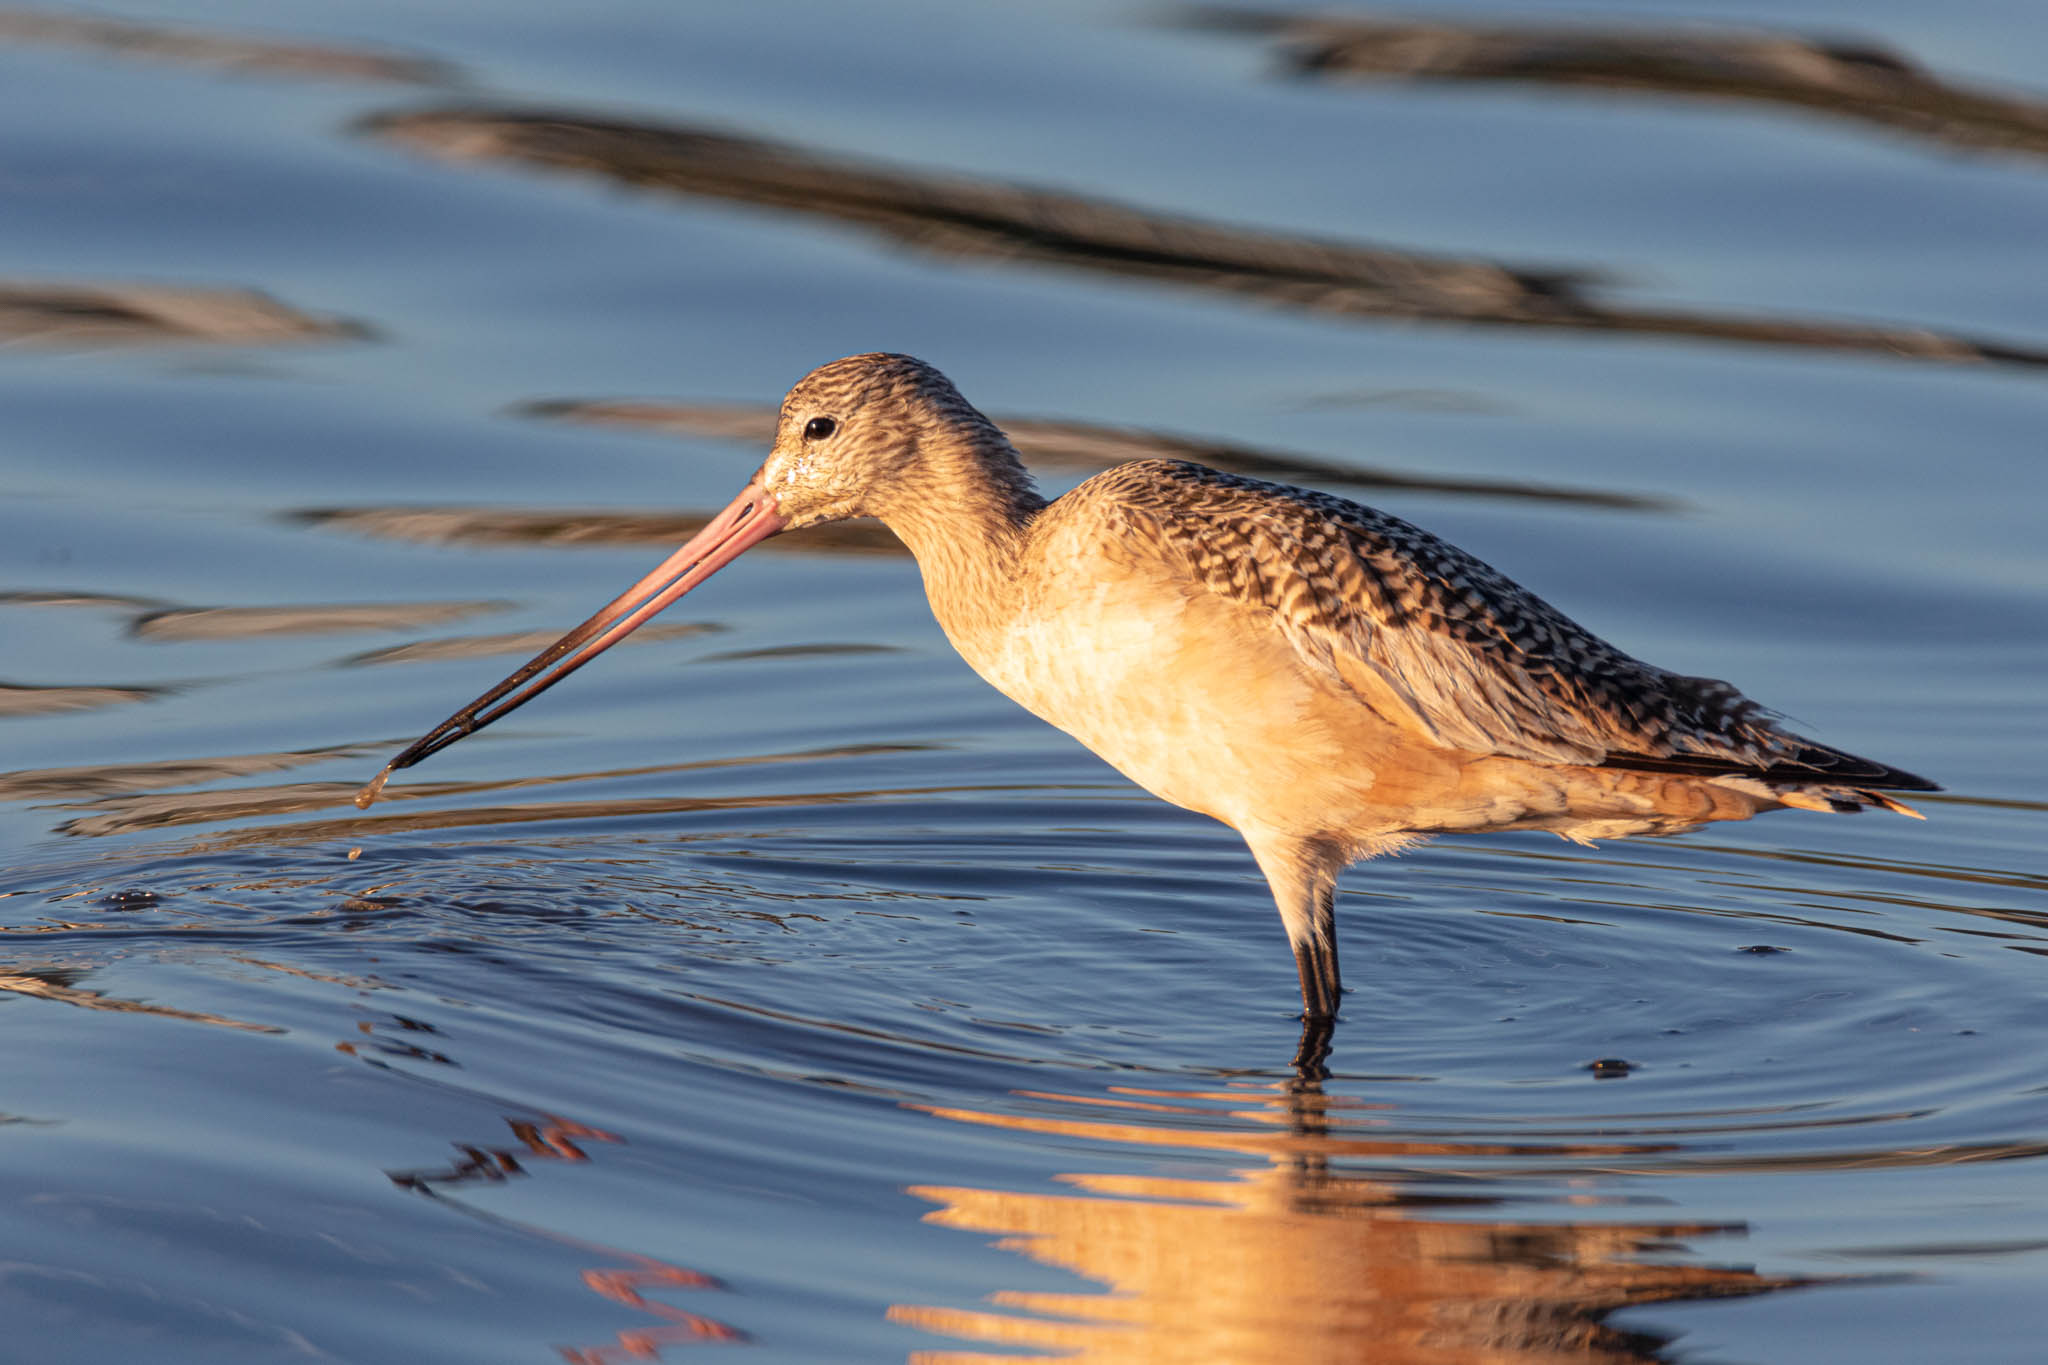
xmin=803 ymin=416 xmax=837 ymax=441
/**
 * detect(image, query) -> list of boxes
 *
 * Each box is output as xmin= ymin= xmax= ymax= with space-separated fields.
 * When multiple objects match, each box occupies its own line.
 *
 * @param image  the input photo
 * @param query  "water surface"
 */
xmin=3 ymin=2 xmax=2045 ymax=1361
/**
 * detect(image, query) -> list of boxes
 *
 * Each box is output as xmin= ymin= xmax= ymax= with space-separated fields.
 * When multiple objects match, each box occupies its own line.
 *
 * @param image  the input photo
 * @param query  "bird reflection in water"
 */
xmin=892 ymin=1075 xmax=1823 ymax=1365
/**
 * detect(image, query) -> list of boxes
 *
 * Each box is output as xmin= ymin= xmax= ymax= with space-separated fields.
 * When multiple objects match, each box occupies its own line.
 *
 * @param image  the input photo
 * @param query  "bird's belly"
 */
xmin=953 ymin=583 xmax=1348 ymax=831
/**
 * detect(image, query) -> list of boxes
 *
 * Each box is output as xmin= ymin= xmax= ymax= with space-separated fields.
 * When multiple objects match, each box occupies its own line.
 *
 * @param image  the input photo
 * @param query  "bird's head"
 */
xmin=351 ymin=352 xmax=1023 ymax=807
xmin=757 ymin=351 xmax=1006 ymax=530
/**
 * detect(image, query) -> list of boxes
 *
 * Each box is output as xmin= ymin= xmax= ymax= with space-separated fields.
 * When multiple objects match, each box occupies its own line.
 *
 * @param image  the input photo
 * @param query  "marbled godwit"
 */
xmin=357 ymin=353 xmax=1936 ymax=1028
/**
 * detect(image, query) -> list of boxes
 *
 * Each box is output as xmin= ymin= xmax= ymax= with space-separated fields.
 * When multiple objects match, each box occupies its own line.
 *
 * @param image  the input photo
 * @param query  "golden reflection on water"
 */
xmin=892 ymin=1081 xmax=1816 ymax=1365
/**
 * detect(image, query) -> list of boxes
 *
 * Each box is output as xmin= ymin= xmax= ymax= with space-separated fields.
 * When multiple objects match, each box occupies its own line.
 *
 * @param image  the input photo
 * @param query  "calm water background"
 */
xmin=3 ymin=1 xmax=2046 ymax=1361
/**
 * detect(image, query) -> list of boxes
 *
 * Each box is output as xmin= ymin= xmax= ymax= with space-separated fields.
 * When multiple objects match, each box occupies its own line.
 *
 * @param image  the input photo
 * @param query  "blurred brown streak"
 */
xmin=133 ymin=600 xmax=512 ymax=641
xmin=1192 ymin=7 xmax=2048 ymax=163
xmin=339 ymin=621 xmax=720 ymax=667
xmin=0 ymin=282 xmax=368 ymax=348
xmin=0 ymin=681 xmax=159 ymax=716
xmin=53 ymin=781 xmax=390 ymax=837
xmin=892 ymin=1081 xmax=1830 ymax=1365
xmin=0 ymin=741 xmax=376 ymax=801
xmin=291 ymin=504 xmax=907 ymax=555
xmin=0 ymin=967 xmax=281 ymax=1033
xmin=59 ymin=779 xmax=1016 ymax=842
xmin=0 ymin=6 xmax=457 ymax=85
xmin=360 ymin=106 xmax=2048 ymax=369
xmin=0 ymin=590 xmax=170 ymax=610
xmin=44 ymin=742 xmax=943 ymax=838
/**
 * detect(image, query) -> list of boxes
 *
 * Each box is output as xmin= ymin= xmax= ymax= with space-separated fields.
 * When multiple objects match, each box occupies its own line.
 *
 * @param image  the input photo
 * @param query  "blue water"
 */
xmin=3 ymin=2 xmax=2046 ymax=1361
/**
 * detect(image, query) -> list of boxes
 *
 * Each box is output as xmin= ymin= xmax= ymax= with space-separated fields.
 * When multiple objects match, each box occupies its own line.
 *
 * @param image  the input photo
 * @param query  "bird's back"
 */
xmin=1016 ymin=459 xmax=1933 ymax=843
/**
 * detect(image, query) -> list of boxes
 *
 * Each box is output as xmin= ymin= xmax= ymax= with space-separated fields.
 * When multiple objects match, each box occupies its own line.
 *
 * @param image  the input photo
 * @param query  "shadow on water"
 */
xmin=1189 ymin=7 xmax=2048 ymax=165
xmin=891 ymin=1077 xmax=1845 ymax=1364
xmin=359 ymin=105 xmax=2048 ymax=370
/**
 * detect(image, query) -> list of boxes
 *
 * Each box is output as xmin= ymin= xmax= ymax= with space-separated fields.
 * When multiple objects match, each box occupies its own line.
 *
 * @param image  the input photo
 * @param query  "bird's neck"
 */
xmin=872 ymin=435 xmax=1047 ymax=637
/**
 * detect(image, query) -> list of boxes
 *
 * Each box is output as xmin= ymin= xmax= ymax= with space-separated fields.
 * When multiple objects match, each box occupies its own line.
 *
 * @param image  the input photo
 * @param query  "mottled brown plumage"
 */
xmin=1080 ymin=458 xmax=1920 ymax=787
xmin=362 ymin=352 xmax=1937 ymax=1034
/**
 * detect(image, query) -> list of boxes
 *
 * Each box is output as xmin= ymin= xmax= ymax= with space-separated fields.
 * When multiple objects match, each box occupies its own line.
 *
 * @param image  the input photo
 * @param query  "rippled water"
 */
xmin=4 ymin=2 xmax=2046 ymax=1361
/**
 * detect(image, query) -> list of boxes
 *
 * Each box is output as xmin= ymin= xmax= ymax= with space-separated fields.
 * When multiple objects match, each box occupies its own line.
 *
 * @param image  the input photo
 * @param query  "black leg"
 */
xmin=1292 ymin=1014 xmax=1334 ymax=1079
xmin=1312 ymin=878 xmax=1340 ymax=1006
xmin=1294 ymin=937 xmax=1338 ymax=1019
xmin=1291 ymin=878 xmax=1343 ymax=1021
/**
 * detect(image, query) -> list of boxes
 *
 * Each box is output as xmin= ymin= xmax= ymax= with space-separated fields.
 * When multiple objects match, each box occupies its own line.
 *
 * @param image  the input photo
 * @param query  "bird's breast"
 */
xmin=935 ymin=561 xmax=1350 ymax=830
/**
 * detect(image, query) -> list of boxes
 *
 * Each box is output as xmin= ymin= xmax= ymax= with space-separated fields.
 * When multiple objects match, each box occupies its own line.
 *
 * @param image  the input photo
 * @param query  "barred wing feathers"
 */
xmin=1088 ymin=460 xmax=1936 ymax=798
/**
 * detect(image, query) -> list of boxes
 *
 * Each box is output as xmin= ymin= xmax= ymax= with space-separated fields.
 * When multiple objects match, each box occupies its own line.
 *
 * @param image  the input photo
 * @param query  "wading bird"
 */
xmin=358 ymin=353 xmax=1936 ymax=1043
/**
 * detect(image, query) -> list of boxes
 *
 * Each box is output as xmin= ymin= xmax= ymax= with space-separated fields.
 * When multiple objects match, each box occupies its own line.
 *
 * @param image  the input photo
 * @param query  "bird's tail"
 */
xmin=1770 ymin=785 xmax=1927 ymax=819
